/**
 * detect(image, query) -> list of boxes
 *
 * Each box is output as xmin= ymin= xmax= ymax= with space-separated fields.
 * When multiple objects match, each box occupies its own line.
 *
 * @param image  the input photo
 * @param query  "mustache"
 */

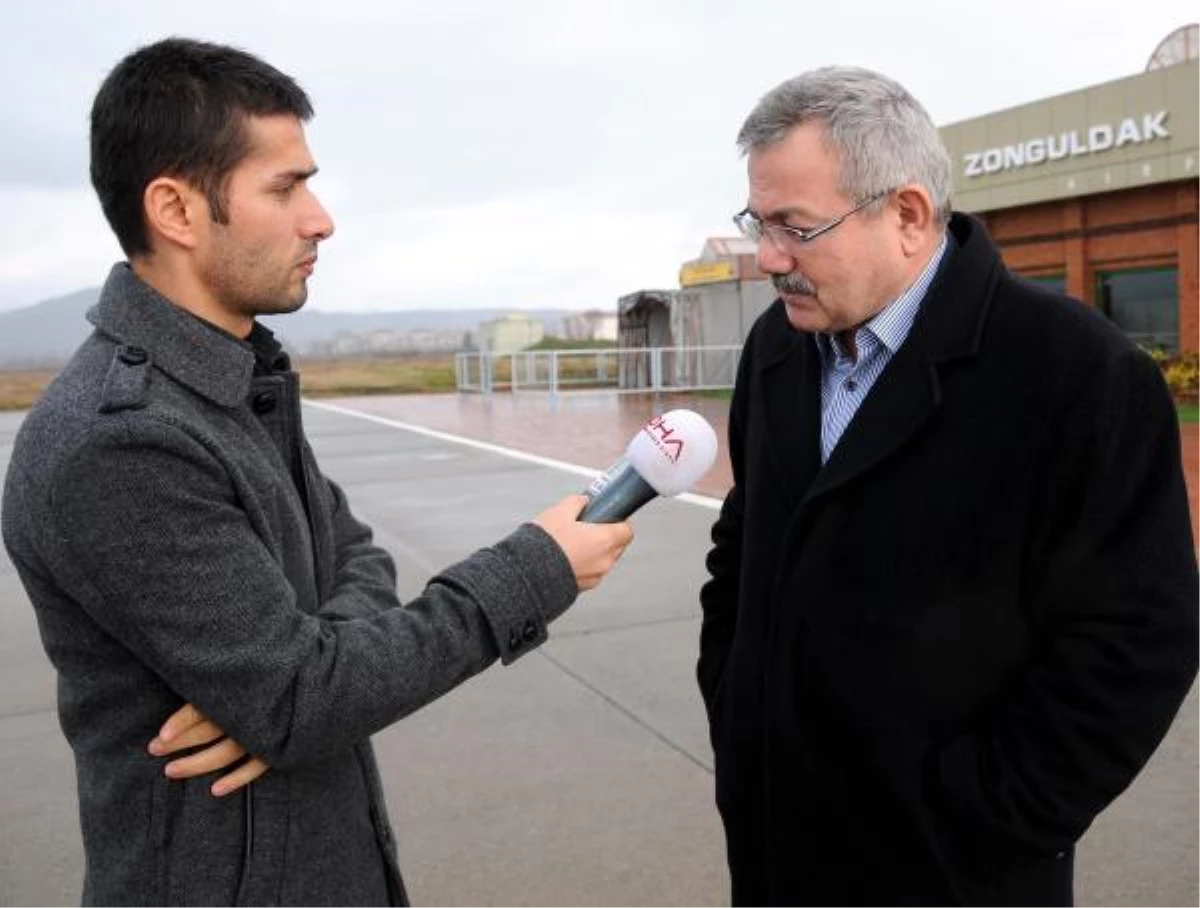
xmin=772 ymin=272 xmax=816 ymax=296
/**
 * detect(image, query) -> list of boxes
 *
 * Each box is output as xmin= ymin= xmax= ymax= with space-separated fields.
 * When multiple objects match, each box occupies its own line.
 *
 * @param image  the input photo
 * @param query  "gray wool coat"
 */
xmin=2 ymin=263 xmax=580 ymax=906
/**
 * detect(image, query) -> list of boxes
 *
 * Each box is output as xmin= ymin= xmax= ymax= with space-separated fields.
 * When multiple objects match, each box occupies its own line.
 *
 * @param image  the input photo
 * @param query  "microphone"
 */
xmin=579 ymin=408 xmax=718 ymax=523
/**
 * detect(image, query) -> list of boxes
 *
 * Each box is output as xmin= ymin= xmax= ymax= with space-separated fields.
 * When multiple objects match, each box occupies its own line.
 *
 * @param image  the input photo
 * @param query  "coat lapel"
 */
xmin=758 ymin=313 xmax=823 ymax=509
xmin=804 ymin=338 xmax=940 ymax=503
xmin=803 ymin=214 xmax=1003 ymax=505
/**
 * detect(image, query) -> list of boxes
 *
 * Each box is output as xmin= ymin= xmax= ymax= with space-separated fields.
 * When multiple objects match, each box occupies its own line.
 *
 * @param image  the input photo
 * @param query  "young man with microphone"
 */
xmin=2 ymin=38 xmax=633 ymax=906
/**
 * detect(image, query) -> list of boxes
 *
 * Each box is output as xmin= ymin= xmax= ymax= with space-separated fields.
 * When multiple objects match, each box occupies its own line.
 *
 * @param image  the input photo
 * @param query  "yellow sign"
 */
xmin=679 ymin=260 xmax=736 ymax=287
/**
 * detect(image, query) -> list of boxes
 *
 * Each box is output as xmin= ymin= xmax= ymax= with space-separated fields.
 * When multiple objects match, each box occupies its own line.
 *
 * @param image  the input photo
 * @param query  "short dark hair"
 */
xmin=89 ymin=37 xmax=314 ymax=256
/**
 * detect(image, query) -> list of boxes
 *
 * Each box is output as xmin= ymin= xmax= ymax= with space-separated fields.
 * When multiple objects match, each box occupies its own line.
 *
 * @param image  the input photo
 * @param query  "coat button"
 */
xmin=252 ymin=391 xmax=278 ymax=414
xmin=118 ymin=346 xmax=148 ymax=365
xmin=522 ymin=619 xmax=538 ymax=643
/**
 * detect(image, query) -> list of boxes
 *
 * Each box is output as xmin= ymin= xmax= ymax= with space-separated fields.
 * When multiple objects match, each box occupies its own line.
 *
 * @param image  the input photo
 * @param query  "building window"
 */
xmin=1021 ymin=274 xmax=1067 ymax=295
xmin=1096 ymin=267 xmax=1179 ymax=353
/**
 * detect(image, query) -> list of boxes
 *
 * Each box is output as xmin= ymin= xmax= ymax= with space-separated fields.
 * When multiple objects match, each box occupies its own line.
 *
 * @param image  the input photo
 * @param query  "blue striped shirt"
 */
xmin=815 ymin=235 xmax=948 ymax=463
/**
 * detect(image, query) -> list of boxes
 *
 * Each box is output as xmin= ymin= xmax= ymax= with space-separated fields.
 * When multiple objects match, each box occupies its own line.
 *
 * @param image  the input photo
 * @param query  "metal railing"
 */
xmin=456 ymin=346 xmax=742 ymax=395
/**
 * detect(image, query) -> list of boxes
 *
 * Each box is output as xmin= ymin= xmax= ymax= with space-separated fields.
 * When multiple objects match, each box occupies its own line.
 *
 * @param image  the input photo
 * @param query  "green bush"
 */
xmin=1164 ymin=353 xmax=1199 ymax=398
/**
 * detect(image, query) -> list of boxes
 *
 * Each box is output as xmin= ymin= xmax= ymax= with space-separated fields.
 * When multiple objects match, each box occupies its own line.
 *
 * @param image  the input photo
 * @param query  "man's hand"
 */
xmin=533 ymin=494 xmax=634 ymax=591
xmin=147 ymin=703 xmax=269 ymax=797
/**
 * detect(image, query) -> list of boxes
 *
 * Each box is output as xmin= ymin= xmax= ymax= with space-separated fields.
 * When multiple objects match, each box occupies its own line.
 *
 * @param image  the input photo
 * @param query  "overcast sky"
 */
xmin=0 ymin=0 xmax=1194 ymax=314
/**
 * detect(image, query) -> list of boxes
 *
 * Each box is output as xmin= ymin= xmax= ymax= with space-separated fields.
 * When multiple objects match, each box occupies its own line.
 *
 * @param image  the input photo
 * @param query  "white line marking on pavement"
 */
xmin=303 ymin=399 xmax=724 ymax=511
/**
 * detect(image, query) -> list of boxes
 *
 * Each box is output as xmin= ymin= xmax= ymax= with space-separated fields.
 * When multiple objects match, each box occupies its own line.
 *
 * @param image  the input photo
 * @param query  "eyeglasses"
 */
xmin=733 ymin=191 xmax=890 ymax=250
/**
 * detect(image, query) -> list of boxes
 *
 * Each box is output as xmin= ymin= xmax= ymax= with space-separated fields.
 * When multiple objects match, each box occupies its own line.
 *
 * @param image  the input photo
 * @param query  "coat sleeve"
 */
xmin=315 ymin=476 xmax=403 ymax=622
xmin=40 ymin=416 xmax=578 ymax=770
xmin=925 ymin=346 xmax=1199 ymax=881
xmin=697 ymin=333 xmax=753 ymax=712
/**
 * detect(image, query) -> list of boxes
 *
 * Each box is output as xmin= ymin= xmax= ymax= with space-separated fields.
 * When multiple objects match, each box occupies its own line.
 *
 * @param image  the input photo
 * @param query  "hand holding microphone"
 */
xmin=534 ymin=495 xmax=633 ymax=591
xmin=533 ymin=408 xmax=717 ymax=591
xmin=579 ymin=409 xmax=718 ymax=523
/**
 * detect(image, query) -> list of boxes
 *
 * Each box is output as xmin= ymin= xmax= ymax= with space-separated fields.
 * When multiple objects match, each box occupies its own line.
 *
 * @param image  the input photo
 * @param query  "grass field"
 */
xmin=0 ymin=370 xmax=59 ymax=411
xmin=0 ymin=358 xmax=1198 ymax=422
xmin=0 ymin=356 xmax=457 ymax=411
xmin=294 ymin=356 xmax=456 ymax=396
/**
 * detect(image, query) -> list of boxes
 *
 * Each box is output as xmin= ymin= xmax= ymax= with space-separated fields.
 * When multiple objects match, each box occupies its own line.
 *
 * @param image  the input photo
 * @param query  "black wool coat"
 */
xmin=698 ymin=213 xmax=1198 ymax=906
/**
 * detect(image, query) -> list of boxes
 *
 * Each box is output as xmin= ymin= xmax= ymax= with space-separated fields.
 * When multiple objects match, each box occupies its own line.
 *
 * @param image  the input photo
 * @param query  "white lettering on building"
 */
xmin=963 ymin=111 xmax=1170 ymax=178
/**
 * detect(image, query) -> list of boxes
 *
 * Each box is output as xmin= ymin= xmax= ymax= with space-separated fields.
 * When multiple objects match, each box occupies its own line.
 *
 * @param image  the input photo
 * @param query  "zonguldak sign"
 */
xmin=962 ymin=111 xmax=1170 ymax=178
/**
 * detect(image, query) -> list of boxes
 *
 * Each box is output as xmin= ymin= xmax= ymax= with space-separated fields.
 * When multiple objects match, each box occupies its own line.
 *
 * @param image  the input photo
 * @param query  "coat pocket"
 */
xmin=148 ymin=770 xmax=181 ymax=904
xmin=154 ymin=772 xmax=283 ymax=906
xmin=234 ymin=774 xmax=290 ymax=906
xmin=963 ymin=846 xmax=1074 ymax=906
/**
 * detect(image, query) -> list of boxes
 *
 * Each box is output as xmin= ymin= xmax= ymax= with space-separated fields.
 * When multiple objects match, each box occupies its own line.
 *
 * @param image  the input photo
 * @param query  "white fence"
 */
xmin=456 ymin=346 xmax=742 ymax=395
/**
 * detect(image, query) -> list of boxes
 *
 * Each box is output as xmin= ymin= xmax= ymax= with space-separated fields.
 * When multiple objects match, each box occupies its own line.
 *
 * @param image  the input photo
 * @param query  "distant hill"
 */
xmin=0 ymin=286 xmax=573 ymax=367
xmin=0 ymin=288 xmax=99 ymax=367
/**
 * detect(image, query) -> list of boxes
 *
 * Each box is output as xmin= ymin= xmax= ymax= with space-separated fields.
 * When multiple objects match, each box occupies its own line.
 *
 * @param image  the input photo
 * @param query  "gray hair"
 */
xmin=737 ymin=66 xmax=952 ymax=224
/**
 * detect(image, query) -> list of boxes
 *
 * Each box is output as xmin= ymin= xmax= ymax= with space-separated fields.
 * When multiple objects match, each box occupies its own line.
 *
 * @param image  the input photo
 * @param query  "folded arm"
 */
xmin=46 ymin=416 xmax=582 ymax=770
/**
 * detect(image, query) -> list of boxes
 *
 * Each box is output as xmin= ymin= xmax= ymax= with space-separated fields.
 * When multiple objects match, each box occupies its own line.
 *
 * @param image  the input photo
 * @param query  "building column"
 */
xmin=1063 ymin=199 xmax=1089 ymax=304
xmin=1177 ymin=183 xmax=1199 ymax=355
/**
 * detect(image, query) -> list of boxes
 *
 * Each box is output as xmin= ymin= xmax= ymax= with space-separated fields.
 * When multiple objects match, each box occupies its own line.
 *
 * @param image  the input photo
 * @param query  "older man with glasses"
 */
xmin=698 ymin=65 xmax=1197 ymax=907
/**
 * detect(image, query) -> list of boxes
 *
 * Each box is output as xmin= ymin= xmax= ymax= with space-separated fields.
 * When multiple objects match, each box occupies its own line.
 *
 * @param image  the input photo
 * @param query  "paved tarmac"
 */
xmin=0 ymin=397 xmax=1195 ymax=906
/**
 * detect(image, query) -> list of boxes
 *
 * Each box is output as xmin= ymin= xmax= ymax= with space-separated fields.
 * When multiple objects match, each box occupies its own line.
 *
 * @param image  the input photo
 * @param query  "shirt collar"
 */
xmin=86 ymin=262 xmax=278 ymax=408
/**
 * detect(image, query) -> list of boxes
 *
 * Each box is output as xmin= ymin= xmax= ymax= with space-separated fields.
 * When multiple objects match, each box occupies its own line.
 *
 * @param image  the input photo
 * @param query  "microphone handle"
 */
xmin=579 ymin=457 xmax=658 ymax=523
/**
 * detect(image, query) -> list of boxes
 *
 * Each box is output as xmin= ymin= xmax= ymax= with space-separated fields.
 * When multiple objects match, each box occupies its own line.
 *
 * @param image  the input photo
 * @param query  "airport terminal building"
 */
xmin=941 ymin=53 xmax=1198 ymax=354
xmin=652 ymin=43 xmax=1198 ymax=359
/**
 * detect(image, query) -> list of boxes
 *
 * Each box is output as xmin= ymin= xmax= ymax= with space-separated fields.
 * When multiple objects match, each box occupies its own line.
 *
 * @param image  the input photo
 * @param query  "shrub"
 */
xmin=1163 ymin=352 xmax=1199 ymax=398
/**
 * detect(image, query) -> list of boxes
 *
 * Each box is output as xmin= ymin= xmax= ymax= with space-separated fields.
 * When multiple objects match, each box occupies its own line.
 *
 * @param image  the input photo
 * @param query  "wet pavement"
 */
xmin=321 ymin=390 xmax=1199 ymax=541
xmin=320 ymin=391 xmax=735 ymax=500
xmin=0 ymin=395 xmax=1195 ymax=907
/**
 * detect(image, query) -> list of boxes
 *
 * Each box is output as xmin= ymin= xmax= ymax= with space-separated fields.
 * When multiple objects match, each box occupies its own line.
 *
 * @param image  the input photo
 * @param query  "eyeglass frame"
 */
xmin=733 ymin=190 xmax=891 ymax=250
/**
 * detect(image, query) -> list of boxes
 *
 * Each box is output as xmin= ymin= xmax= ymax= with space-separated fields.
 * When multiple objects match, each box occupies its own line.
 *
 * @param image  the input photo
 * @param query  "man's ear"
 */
xmin=892 ymin=185 xmax=937 ymax=257
xmin=143 ymin=177 xmax=205 ymax=251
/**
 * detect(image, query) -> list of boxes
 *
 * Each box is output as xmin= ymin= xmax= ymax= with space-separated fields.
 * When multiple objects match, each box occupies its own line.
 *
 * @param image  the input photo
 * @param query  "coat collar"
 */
xmin=756 ymin=212 xmax=1005 ymax=506
xmin=87 ymin=263 xmax=272 ymax=409
xmin=905 ymin=212 xmax=1002 ymax=365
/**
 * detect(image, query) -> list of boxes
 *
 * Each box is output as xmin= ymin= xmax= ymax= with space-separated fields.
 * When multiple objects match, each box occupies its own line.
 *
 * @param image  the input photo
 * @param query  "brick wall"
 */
xmin=980 ymin=179 xmax=1199 ymax=352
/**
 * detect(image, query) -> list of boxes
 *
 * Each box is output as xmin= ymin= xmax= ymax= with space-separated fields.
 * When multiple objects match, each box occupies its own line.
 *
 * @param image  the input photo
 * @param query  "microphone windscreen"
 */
xmin=624 ymin=409 xmax=718 ymax=497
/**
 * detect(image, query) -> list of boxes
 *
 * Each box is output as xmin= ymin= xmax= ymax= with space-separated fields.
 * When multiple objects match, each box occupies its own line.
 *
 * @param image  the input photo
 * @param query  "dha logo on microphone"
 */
xmin=641 ymin=415 xmax=684 ymax=463
xmin=586 ymin=471 xmax=613 ymax=498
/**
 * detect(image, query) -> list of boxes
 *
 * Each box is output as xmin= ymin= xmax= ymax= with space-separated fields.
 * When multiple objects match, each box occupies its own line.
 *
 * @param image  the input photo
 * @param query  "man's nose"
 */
xmin=756 ymin=235 xmax=794 ymax=275
xmin=303 ymin=190 xmax=335 ymax=241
